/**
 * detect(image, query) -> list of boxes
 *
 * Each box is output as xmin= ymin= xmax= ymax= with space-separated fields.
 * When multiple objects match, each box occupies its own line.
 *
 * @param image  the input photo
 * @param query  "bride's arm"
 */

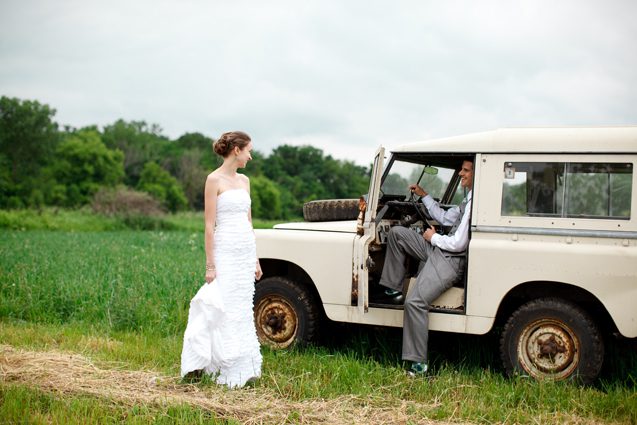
xmin=246 ymin=176 xmax=263 ymax=281
xmin=204 ymin=174 xmax=219 ymax=283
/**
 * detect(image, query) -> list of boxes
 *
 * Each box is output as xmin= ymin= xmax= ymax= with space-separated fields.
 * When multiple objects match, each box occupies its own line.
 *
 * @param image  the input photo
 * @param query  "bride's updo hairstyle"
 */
xmin=213 ymin=131 xmax=251 ymax=158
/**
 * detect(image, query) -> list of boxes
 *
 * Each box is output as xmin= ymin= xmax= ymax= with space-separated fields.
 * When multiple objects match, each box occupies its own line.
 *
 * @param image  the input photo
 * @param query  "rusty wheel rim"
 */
xmin=254 ymin=295 xmax=298 ymax=348
xmin=517 ymin=318 xmax=579 ymax=380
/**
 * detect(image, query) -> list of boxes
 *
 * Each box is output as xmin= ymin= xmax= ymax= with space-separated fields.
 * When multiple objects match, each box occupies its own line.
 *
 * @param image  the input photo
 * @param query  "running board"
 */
xmin=369 ymin=287 xmax=465 ymax=312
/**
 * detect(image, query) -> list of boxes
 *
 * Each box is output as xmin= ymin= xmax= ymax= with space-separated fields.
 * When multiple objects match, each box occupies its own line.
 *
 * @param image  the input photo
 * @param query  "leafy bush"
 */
xmin=91 ymin=186 xmax=165 ymax=216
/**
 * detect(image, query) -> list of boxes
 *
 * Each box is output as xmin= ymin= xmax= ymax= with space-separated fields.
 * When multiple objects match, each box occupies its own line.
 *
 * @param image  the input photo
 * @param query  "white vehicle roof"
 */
xmin=391 ymin=127 xmax=637 ymax=154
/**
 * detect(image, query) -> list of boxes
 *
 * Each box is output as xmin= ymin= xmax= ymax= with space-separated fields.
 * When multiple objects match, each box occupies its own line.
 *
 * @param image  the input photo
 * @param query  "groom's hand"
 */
xmin=423 ymin=225 xmax=436 ymax=242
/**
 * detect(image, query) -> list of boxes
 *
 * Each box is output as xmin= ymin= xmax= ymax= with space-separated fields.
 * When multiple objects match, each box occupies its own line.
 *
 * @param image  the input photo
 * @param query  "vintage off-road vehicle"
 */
xmin=254 ymin=127 xmax=637 ymax=383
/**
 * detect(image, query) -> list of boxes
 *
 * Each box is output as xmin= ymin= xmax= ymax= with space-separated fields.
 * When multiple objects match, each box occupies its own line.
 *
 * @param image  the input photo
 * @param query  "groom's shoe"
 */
xmin=381 ymin=287 xmax=403 ymax=304
xmin=406 ymin=362 xmax=428 ymax=377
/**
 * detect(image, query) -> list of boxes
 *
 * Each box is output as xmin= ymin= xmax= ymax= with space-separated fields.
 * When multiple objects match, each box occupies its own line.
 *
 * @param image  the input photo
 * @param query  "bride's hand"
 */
xmin=255 ymin=261 xmax=263 ymax=281
xmin=205 ymin=269 xmax=216 ymax=283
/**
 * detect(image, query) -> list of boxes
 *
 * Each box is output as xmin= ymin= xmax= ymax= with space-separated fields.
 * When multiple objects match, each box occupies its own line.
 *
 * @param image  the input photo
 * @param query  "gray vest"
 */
xmin=442 ymin=197 xmax=469 ymax=256
xmin=448 ymin=197 xmax=468 ymax=236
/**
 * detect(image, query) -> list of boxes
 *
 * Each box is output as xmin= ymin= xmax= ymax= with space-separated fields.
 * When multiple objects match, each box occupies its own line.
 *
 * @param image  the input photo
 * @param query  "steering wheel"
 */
xmin=408 ymin=190 xmax=434 ymax=227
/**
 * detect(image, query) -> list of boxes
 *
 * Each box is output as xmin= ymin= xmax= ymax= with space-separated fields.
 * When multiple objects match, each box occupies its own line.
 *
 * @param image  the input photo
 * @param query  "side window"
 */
xmin=501 ymin=162 xmax=632 ymax=219
xmin=565 ymin=163 xmax=632 ymax=218
xmin=502 ymin=163 xmax=563 ymax=217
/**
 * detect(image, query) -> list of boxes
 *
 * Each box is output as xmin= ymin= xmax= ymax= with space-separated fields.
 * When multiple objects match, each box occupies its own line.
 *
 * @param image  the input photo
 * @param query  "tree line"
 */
xmin=0 ymin=96 xmax=371 ymax=219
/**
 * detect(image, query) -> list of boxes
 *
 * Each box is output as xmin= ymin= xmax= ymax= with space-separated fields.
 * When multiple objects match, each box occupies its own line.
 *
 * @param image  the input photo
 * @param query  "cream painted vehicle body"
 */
xmin=254 ymin=127 xmax=637 ymax=383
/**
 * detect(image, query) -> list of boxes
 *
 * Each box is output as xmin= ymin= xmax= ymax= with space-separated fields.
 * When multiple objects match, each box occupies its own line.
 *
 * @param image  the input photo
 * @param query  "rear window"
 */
xmin=501 ymin=162 xmax=633 ymax=219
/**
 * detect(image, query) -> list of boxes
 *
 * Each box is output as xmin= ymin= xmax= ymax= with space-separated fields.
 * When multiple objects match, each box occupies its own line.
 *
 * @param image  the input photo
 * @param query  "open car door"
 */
xmin=353 ymin=146 xmax=385 ymax=313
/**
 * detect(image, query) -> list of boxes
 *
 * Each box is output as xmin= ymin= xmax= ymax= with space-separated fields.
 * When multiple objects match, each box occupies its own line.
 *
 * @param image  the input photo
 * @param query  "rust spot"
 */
xmin=266 ymin=312 xmax=286 ymax=335
xmin=351 ymin=275 xmax=359 ymax=305
xmin=537 ymin=335 xmax=567 ymax=359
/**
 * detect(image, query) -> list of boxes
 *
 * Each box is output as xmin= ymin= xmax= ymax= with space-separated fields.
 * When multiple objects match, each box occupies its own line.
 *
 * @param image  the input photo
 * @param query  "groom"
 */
xmin=379 ymin=159 xmax=474 ymax=376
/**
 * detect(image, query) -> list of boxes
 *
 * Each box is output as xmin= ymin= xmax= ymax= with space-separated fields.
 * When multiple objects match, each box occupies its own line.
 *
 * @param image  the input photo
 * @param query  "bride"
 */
xmin=180 ymin=131 xmax=263 ymax=388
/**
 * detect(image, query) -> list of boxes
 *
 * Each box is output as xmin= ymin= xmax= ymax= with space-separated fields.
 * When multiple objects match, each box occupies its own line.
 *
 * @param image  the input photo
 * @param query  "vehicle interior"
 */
xmin=367 ymin=153 xmax=474 ymax=312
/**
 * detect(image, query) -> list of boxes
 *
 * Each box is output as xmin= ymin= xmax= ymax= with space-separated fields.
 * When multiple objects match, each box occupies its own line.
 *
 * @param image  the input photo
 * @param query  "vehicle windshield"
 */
xmin=380 ymin=157 xmax=464 ymax=203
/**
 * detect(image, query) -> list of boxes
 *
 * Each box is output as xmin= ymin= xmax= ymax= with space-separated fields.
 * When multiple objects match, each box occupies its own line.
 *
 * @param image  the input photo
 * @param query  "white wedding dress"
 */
xmin=181 ymin=189 xmax=262 ymax=388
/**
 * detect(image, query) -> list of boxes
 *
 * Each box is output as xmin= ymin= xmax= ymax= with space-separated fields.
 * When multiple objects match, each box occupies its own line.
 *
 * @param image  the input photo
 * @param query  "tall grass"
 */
xmin=1 ymin=229 xmax=636 ymax=423
xmin=1 ymin=230 xmax=202 ymax=335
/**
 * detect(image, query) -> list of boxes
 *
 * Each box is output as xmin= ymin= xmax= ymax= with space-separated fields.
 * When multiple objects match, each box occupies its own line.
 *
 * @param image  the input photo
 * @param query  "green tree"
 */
xmin=163 ymin=132 xmax=217 ymax=209
xmin=250 ymin=175 xmax=282 ymax=219
xmin=137 ymin=162 xmax=188 ymax=212
xmin=324 ymin=157 xmax=369 ymax=199
xmin=263 ymin=145 xmax=369 ymax=217
xmin=102 ymin=120 xmax=170 ymax=186
xmin=0 ymin=96 xmax=59 ymax=207
xmin=241 ymin=149 xmax=266 ymax=178
xmin=175 ymin=150 xmax=208 ymax=210
xmin=45 ymin=130 xmax=124 ymax=206
xmin=177 ymin=132 xmax=268 ymax=177
xmin=175 ymin=132 xmax=213 ymax=151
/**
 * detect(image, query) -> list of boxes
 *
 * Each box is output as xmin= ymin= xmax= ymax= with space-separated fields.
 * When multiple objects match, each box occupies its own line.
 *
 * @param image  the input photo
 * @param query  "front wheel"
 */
xmin=500 ymin=298 xmax=604 ymax=384
xmin=253 ymin=276 xmax=320 ymax=349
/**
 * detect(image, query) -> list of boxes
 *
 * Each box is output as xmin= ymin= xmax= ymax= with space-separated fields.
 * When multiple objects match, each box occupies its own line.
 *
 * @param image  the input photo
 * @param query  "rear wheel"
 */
xmin=500 ymin=298 xmax=604 ymax=384
xmin=253 ymin=276 xmax=320 ymax=349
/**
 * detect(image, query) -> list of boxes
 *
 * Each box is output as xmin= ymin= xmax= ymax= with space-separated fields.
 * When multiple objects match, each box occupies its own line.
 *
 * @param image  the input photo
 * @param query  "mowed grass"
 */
xmin=3 ymin=320 xmax=635 ymax=424
xmin=1 ymin=230 xmax=636 ymax=424
xmin=0 ymin=384 xmax=229 ymax=425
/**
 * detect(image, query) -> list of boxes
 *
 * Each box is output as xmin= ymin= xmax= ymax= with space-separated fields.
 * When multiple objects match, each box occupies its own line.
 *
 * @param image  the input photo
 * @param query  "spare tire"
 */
xmin=303 ymin=199 xmax=359 ymax=222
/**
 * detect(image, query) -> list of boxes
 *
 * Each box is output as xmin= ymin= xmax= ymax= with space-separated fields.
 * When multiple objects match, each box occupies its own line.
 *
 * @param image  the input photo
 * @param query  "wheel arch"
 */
xmin=258 ymin=258 xmax=325 ymax=316
xmin=493 ymin=280 xmax=618 ymax=335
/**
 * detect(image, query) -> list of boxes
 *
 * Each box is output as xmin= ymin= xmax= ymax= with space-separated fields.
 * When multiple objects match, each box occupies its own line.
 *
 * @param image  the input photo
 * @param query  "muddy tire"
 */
xmin=500 ymin=298 xmax=604 ymax=384
xmin=253 ymin=277 xmax=320 ymax=349
xmin=303 ymin=199 xmax=359 ymax=222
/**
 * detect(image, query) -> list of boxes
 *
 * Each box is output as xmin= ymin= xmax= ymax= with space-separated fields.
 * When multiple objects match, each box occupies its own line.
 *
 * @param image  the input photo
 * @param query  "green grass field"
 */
xmin=1 ymin=223 xmax=636 ymax=424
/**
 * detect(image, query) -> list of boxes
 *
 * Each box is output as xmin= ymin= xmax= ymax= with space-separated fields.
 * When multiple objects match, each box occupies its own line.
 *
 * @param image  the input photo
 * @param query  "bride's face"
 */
xmin=235 ymin=142 xmax=253 ymax=168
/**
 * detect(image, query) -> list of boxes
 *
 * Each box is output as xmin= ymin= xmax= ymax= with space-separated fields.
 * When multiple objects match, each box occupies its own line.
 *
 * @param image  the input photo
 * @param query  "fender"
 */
xmin=256 ymin=227 xmax=356 ymax=306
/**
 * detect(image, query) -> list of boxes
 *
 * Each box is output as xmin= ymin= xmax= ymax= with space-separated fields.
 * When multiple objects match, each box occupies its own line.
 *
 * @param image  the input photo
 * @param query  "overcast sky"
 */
xmin=1 ymin=0 xmax=636 ymax=164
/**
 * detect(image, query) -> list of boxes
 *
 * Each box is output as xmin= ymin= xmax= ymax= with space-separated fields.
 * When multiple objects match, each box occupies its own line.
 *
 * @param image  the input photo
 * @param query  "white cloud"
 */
xmin=1 ymin=0 xmax=636 ymax=165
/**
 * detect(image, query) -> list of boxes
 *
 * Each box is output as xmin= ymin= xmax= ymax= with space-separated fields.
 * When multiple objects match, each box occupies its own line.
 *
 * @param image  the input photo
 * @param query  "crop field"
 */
xmin=1 ymin=226 xmax=636 ymax=424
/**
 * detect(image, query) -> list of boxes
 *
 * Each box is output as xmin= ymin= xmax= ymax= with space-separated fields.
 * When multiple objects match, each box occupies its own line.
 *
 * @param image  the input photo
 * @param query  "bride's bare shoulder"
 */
xmin=205 ymin=172 xmax=223 ymax=194
xmin=207 ymin=171 xmax=222 ymax=184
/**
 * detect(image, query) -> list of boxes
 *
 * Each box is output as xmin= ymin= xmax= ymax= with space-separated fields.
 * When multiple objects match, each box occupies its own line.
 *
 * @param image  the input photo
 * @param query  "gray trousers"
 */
xmin=379 ymin=226 xmax=464 ymax=363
